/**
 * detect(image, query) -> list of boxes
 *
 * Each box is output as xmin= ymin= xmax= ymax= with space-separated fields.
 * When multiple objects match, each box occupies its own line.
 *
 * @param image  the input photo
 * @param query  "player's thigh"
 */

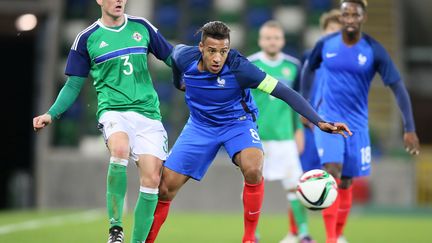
xmin=342 ymin=130 xmax=371 ymax=177
xmin=98 ymin=111 xmax=134 ymax=157
xmin=223 ymin=120 xmax=263 ymax=162
xmin=164 ymin=120 xmax=221 ymax=181
xmin=262 ymin=141 xmax=303 ymax=187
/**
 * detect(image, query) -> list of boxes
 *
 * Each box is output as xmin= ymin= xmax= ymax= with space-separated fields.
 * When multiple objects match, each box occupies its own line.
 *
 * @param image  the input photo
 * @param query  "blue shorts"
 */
xmin=300 ymin=127 xmax=322 ymax=172
xmin=164 ymin=118 xmax=263 ymax=181
xmin=314 ymin=129 xmax=371 ymax=177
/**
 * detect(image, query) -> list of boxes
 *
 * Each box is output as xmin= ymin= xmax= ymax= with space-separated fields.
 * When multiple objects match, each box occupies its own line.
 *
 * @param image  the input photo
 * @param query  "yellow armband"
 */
xmin=256 ymin=74 xmax=278 ymax=94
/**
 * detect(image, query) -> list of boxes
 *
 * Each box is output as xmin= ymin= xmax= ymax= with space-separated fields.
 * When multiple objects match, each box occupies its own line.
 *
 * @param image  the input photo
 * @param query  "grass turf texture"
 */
xmin=0 ymin=209 xmax=431 ymax=242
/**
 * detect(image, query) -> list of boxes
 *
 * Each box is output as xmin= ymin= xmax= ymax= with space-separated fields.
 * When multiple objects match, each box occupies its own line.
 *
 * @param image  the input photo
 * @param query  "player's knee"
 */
xmin=140 ymin=173 xmax=161 ymax=188
xmin=110 ymin=145 xmax=130 ymax=159
xmin=158 ymin=184 xmax=176 ymax=201
xmin=340 ymin=177 xmax=353 ymax=189
xmin=324 ymin=163 xmax=342 ymax=179
xmin=243 ymin=166 xmax=263 ymax=184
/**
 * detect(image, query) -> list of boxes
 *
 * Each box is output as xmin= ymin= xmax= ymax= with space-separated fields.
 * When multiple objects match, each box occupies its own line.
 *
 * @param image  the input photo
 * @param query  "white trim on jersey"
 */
xmin=96 ymin=14 xmax=128 ymax=32
xmin=127 ymin=14 xmax=159 ymax=33
xmin=71 ymin=22 xmax=98 ymax=51
xmin=282 ymin=53 xmax=301 ymax=66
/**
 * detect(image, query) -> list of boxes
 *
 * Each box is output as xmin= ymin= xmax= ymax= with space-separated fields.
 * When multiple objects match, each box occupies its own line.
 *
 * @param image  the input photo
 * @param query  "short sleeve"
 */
xmin=64 ymin=24 xmax=98 ymax=77
xmin=228 ymin=50 xmax=267 ymax=89
xmin=137 ymin=18 xmax=172 ymax=62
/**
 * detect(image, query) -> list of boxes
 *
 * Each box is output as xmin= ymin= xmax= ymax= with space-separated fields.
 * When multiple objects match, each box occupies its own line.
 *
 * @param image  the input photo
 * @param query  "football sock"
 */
xmin=242 ymin=179 xmax=264 ymax=243
xmin=322 ymin=178 xmax=341 ymax=242
xmin=336 ymin=186 xmax=353 ymax=237
xmin=131 ymin=187 xmax=158 ymax=243
xmin=288 ymin=193 xmax=309 ymax=238
xmin=145 ymin=200 xmax=171 ymax=243
xmin=288 ymin=208 xmax=298 ymax=235
xmin=106 ymin=157 xmax=128 ymax=228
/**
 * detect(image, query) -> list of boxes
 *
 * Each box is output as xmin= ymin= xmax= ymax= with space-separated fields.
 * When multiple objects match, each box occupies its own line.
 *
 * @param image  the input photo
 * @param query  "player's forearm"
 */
xmin=47 ymin=76 xmax=85 ymax=119
xmin=389 ymin=81 xmax=416 ymax=132
xmin=269 ymin=81 xmax=323 ymax=126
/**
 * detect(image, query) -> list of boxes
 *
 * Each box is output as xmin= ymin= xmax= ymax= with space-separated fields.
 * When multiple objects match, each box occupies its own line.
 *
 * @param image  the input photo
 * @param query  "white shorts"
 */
xmin=98 ymin=111 xmax=168 ymax=161
xmin=262 ymin=140 xmax=303 ymax=189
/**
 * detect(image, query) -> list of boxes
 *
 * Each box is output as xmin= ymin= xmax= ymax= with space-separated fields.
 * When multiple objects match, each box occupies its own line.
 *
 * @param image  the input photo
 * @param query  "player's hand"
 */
xmin=318 ymin=122 xmax=352 ymax=138
xmin=33 ymin=113 xmax=52 ymax=132
xmin=403 ymin=132 xmax=420 ymax=155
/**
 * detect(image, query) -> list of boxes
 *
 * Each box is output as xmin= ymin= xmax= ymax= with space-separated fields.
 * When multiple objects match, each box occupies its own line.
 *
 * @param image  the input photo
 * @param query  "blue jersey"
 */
xmin=171 ymin=45 xmax=267 ymax=126
xmin=308 ymin=33 xmax=401 ymax=131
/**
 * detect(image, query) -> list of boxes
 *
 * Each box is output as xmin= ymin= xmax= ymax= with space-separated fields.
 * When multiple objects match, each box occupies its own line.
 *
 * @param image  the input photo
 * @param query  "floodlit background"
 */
xmin=1 ymin=0 xmax=431 ymax=242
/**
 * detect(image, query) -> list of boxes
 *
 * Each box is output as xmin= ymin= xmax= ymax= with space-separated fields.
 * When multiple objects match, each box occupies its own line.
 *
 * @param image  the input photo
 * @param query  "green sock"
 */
xmin=131 ymin=192 xmax=158 ymax=243
xmin=106 ymin=162 xmax=127 ymax=228
xmin=290 ymin=198 xmax=309 ymax=237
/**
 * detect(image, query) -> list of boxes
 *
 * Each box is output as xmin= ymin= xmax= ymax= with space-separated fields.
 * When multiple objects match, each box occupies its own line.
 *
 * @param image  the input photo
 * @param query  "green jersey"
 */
xmin=249 ymin=52 xmax=302 ymax=140
xmin=65 ymin=14 xmax=172 ymax=120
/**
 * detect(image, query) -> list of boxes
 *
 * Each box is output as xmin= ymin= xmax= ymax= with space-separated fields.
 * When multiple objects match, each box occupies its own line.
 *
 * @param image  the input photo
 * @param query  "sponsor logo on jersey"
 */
xmin=325 ymin=52 xmax=338 ymax=58
xmin=358 ymin=54 xmax=367 ymax=66
xmin=99 ymin=41 xmax=109 ymax=48
xmin=217 ymin=76 xmax=225 ymax=87
xmin=132 ymin=32 xmax=142 ymax=42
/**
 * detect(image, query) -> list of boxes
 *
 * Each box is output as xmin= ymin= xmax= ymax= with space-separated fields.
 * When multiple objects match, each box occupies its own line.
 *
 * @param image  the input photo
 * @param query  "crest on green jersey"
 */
xmin=132 ymin=32 xmax=142 ymax=42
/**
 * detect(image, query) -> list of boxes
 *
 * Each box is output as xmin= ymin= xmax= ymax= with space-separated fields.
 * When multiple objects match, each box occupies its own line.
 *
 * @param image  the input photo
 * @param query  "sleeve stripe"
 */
xmin=72 ymin=22 xmax=98 ymax=50
xmin=257 ymin=74 xmax=278 ymax=93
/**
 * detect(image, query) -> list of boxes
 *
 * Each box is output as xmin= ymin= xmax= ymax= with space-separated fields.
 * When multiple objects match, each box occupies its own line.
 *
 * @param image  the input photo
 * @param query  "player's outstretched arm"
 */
xmin=33 ymin=76 xmax=85 ymax=132
xmin=389 ymin=81 xmax=420 ymax=155
xmin=261 ymin=77 xmax=352 ymax=137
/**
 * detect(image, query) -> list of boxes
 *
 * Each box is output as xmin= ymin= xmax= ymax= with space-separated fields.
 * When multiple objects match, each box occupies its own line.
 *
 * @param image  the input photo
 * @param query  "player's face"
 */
xmin=340 ymin=2 xmax=366 ymax=36
xmin=324 ymin=21 xmax=342 ymax=35
xmin=97 ymin=0 xmax=127 ymax=19
xmin=199 ymin=37 xmax=230 ymax=74
xmin=258 ymin=26 xmax=285 ymax=56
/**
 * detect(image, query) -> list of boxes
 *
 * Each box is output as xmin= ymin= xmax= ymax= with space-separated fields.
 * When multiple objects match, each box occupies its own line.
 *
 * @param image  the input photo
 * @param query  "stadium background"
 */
xmin=0 ymin=0 xmax=431 ymax=241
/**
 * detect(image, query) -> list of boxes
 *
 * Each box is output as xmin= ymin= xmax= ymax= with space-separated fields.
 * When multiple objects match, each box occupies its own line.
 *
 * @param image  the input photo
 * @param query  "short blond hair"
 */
xmin=319 ymin=9 xmax=342 ymax=30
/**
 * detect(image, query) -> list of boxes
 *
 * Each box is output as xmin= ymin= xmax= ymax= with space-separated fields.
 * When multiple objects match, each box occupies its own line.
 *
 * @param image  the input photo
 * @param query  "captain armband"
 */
xmin=256 ymin=74 xmax=278 ymax=94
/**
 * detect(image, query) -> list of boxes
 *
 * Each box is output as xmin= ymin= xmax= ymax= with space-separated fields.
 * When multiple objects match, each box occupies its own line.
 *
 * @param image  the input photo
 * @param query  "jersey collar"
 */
xmin=258 ymin=51 xmax=284 ymax=67
xmin=97 ymin=14 xmax=128 ymax=32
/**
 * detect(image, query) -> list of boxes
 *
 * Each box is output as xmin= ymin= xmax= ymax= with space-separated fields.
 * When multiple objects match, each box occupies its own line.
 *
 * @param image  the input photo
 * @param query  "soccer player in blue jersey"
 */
xmin=145 ymin=21 xmax=351 ymax=243
xmin=33 ymin=1 xmax=172 ymax=242
xmin=300 ymin=9 xmax=342 ymax=174
xmin=301 ymin=1 xmax=420 ymax=243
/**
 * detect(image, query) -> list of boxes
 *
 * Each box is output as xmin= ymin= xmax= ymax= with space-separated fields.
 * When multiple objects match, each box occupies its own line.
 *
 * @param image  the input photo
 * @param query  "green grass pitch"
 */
xmin=0 ymin=209 xmax=431 ymax=242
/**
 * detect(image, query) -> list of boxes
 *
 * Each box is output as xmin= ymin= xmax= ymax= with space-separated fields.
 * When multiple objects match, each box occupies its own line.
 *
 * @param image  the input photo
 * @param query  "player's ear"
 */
xmin=199 ymin=42 xmax=204 ymax=53
xmin=96 ymin=0 xmax=103 ymax=6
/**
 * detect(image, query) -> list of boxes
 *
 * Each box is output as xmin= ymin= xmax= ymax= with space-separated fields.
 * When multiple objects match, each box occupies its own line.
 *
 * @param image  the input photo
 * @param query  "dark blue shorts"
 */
xmin=164 ymin=118 xmax=263 ymax=181
xmin=314 ymin=129 xmax=371 ymax=177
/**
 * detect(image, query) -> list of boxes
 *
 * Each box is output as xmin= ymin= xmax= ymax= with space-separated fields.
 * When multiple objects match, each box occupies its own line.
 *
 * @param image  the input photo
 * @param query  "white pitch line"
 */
xmin=0 ymin=209 xmax=104 ymax=235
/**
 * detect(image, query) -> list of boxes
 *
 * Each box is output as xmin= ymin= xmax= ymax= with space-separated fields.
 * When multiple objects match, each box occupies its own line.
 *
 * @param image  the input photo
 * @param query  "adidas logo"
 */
xmin=99 ymin=41 xmax=109 ymax=48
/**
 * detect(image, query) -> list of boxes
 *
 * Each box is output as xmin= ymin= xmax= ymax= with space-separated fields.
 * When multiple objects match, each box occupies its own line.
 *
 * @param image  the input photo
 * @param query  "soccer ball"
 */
xmin=296 ymin=169 xmax=338 ymax=210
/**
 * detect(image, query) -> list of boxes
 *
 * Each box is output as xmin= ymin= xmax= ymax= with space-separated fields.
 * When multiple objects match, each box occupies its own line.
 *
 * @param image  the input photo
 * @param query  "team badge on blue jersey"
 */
xmin=217 ymin=76 xmax=225 ymax=87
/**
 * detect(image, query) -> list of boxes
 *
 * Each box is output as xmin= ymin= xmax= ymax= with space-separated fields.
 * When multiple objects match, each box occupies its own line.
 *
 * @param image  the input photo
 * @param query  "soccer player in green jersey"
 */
xmin=248 ymin=20 xmax=315 ymax=243
xmin=32 ymin=1 xmax=172 ymax=242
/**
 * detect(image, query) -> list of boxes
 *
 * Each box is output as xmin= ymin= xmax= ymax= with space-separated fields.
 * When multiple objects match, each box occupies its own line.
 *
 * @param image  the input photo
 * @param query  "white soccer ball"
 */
xmin=296 ymin=169 xmax=338 ymax=210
